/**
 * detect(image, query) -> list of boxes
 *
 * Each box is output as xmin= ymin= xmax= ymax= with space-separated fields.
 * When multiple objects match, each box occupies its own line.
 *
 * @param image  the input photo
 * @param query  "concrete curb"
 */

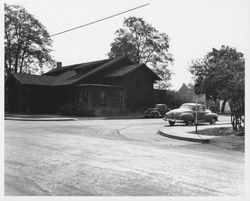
xmin=158 ymin=129 xmax=211 ymax=143
xmin=4 ymin=114 xmax=144 ymax=121
xmin=5 ymin=117 xmax=77 ymax=121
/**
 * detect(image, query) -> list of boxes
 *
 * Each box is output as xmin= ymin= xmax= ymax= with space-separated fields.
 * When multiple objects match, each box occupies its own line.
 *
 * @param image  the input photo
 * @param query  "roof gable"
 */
xmin=103 ymin=64 xmax=142 ymax=77
xmin=44 ymin=58 xmax=111 ymax=76
xmin=10 ymin=56 xmax=161 ymax=86
xmin=52 ymin=56 xmax=134 ymax=85
xmin=77 ymin=56 xmax=132 ymax=78
xmin=178 ymin=83 xmax=190 ymax=94
xmin=102 ymin=63 xmax=161 ymax=80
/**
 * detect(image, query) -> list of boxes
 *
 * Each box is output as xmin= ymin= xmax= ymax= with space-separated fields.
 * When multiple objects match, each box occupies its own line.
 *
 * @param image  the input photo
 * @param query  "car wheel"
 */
xmin=169 ymin=121 xmax=175 ymax=126
xmin=152 ymin=113 xmax=158 ymax=118
xmin=185 ymin=120 xmax=193 ymax=126
xmin=210 ymin=118 xmax=216 ymax=125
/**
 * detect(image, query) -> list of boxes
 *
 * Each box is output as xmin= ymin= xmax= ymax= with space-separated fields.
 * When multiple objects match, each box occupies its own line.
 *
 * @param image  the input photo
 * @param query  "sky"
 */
xmin=3 ymin=0 xmax=250 ymax=90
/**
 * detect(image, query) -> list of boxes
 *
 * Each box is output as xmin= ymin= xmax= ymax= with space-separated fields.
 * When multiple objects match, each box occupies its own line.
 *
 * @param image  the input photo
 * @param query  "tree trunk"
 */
xmin=14 ymin=26 xmax=22 ymax=73
xmin=14 ymin=56 xmax=19 ymax=73
xmin=220 ymin=99 xmax=227 ymax=114
xmin=213 ymin=97 xmax=219 ymax=113
xmin=20 ymin=40 xmax=30 ymax=73
xmin=5 ymin=30 xmax=12 ymax=76
xmin=20 ymin=50 xmax=27 ymax=73
xmin=229 ymin=100 xmax=245 ymax=131
xmin=14 ymin=42 xmax=21 ymax=73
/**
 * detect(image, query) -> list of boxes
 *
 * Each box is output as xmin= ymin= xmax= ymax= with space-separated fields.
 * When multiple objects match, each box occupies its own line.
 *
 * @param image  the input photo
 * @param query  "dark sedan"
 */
xmin=144 ymin=104 xmax=171 ymax=118
xmin=164 ymin=103 xmax=218 ymax=126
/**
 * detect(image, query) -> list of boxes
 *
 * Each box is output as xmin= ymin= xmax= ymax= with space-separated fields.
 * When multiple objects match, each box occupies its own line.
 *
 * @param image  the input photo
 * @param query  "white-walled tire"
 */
xmin=185 ymin=120 xmax=193 ymax=126
xmin=169 ymin=121 xmax=175 ymax=126
xmin=210 ymin=118 xmax=216 ymax=125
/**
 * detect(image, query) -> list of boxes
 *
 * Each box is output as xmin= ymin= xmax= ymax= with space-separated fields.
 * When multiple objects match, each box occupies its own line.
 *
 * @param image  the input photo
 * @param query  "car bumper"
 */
xmin=144 ymin=114 xmax=154 ymax=118
xmin=163 ymin=117 xmax=184 ymax=123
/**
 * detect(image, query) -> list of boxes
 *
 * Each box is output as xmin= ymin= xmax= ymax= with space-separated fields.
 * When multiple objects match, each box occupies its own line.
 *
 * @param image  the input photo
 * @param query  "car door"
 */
xmin=159 ymin=104 xmax=166 ymax=115
xmin=197 ymin=105 xmax=207 ymax=120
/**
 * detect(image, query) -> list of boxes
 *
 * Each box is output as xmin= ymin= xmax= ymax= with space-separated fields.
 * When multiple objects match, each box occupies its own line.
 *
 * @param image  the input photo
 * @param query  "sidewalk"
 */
xmin=159 ymin=128 xmax=218 ymax=143
xmin=4 ymin=113 xmax=143 ymax=121
xmin=159 ymin=115 xmax=232 ymax=143
xmin=5 ymin=114 xmax=77 ymax=121
xmin=159 ymin=122 xmax=232 ymax=143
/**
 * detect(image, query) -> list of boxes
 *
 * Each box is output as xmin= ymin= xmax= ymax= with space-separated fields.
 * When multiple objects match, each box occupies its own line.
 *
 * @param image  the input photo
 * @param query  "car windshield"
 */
xmin=180 ymin=105 xmax=196 ymax=110
xmin=156 ymin=104 xmax=166 ymax=110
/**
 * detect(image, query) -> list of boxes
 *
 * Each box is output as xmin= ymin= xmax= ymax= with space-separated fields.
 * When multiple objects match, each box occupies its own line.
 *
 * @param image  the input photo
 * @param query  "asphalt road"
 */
xmin=4 ymin=117 xmax=244 ymax=196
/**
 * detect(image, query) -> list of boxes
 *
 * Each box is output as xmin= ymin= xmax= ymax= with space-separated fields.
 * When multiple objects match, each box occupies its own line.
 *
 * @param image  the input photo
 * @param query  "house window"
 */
xmin=79 ymin=91 xmax=83 ymax=102
xmin=100 ymin=91 xmax=106 ymax=105
xmin=114 ymin=91 xmax=119 ymax=102
xmin=78 ymin=90 xmax=87 ymax=103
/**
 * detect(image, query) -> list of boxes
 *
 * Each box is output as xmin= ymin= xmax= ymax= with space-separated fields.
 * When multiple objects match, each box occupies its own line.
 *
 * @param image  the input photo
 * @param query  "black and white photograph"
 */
xmin=2 ymin=0 xmax=249 ymax=200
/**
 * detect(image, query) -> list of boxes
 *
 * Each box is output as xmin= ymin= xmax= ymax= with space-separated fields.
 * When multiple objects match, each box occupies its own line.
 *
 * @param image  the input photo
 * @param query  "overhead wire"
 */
xmin=50 ymin=3 xmax=150 ymax=37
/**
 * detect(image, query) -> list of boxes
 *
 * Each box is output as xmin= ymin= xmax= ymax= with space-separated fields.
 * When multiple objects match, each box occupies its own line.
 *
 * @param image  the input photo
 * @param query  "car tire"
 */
xmin=154 ymin=113 xmax=159 ymax=118
xmin=169 ymin=121 xmax=175 ymax=126
xmin=185 ymin=120 xmax=193 ymax=126
xmin=210 ymin=118 xmax=216 ymax=125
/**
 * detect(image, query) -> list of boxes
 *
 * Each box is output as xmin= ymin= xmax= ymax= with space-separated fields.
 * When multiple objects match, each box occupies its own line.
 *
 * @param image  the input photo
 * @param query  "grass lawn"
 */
xmin=191 ymin=127 xmax=244 ymax=152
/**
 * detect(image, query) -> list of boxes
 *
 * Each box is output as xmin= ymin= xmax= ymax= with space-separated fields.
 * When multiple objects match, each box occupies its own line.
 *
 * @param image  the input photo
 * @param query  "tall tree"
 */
xmin=108 ymin=17 xmax=173 ymax=89
xmin=4 ymin=4 xmax=54 ymax=77
xmin=189 ymin=45 xmax=245 ymax=131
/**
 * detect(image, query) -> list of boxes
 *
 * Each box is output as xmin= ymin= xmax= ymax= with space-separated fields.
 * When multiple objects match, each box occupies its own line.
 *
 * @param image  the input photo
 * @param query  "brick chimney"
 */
xmin=56 ymin=62 xmax=62 ymax=69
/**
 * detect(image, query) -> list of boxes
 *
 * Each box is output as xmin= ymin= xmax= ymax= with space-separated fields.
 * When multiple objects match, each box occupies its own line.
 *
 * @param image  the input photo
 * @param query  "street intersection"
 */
xmin=4 ymin=117 xmax=244 ymax=196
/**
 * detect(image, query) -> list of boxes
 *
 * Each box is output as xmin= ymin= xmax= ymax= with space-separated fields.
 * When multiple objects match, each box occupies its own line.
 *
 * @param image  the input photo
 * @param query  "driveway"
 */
xmin=4 ymin=117 xmax=244 ymax=196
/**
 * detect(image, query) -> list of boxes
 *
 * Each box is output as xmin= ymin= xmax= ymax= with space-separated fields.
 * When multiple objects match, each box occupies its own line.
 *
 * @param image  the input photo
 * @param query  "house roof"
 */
xmin=102 ymin=63 xmax=161 ymax=80
xmin=10 ymin=56 xmax=161 ymax=86
xmin=74 ymin=56 xmax=132 ymax=80
xmin=44 ymin=58 xmax=111 ymax=76
xmin=11 ymin=73 xmax=56 ymax=86
xmin=103 ymin=63 xmax=142 ymax=77
xmin=178 ymin=83 xmax=190 ymax=94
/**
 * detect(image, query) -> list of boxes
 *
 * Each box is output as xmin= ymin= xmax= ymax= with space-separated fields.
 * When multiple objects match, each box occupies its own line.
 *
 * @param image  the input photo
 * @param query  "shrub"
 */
xmin=164 ymin=90 xmax=185 ymax=109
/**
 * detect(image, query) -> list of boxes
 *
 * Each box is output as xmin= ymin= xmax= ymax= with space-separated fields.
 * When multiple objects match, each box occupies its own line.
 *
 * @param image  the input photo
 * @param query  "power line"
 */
xmin=50 ymin=3 xmax=150 ymax=37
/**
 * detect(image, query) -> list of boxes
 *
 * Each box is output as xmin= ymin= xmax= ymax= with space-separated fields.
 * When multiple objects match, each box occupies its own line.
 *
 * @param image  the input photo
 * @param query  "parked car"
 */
xmin=144 ymin=104 xmax=171 ymax=118
xmin=164 ymin=103 xmax=218 ymax=126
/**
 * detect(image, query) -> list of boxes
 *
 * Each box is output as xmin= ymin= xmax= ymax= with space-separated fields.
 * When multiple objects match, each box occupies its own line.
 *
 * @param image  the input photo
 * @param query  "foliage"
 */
xmin=227 ymin=62 xmax=245 ymax=131
xmin=155 ymin=90 xmax=185 ymax=109
xmin=189 ymin=45 xmax=245 ymax=130
xmin=189 ymin=46 xmax=244 ymax=100
xmin=108 ymin=16 xmax=173 ymax=89
xmin=163 ymin=90 xmax=185 ymax=109
xmin=4 ymin=4 xmax=54 ymax=77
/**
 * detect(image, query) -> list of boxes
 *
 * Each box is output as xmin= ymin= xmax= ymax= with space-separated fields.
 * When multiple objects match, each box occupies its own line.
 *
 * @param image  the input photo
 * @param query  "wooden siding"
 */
xmin=84 ymin=68 xmax=155 ymax=109
xmin=74 ymin=85 xmax=125 ymax=116
xmin=121 ymin=67 xmax=155 ymax=109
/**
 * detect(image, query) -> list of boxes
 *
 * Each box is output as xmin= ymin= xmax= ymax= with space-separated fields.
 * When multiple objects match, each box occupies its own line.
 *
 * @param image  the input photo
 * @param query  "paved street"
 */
xmin=5 ymin=117 xmax=244 ymax=196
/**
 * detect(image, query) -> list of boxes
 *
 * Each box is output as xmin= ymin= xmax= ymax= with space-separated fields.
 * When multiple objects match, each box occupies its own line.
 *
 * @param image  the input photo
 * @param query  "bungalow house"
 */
xmin=6 ymin=56 xmax=161 ymax=115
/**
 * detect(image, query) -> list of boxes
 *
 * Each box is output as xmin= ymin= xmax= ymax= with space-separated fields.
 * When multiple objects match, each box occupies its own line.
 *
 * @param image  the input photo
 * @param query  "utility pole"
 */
xmin=194 ymin=83 xmax=200 ymax=134
xmin=195 ymin=94 xmax=198 ymax=133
